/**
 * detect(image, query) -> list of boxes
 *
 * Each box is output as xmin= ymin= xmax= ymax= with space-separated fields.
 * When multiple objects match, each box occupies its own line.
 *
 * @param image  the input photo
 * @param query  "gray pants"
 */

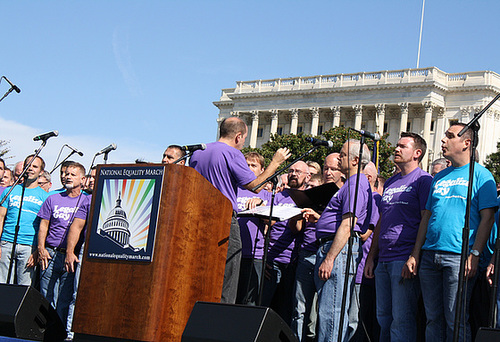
xmin=221 ymin=214 xmax=242 ymax=304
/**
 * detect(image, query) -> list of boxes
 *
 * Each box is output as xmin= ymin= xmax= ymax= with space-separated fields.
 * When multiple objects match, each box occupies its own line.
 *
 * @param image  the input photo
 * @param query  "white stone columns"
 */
xmin=249 ymin=110 xmax=259 ymax=148
xmin=353 ymin=105 xmax=363 ymax=130
xmin=310 ymin=107 xmax=319 ymax=136
xmin=460 ymin=106 xmax=471 ymax=123
xmin=375 ymin=104 xmax=386 ymax=135
xmin=433 ymin=108 xmax=446 ymax=157
xmin=332 ymin=106 xmax=341 ymax=128
xmin=399 ymin=103 xmax=409 ymax=133
xmin=270 ymin=109 xmax=279 ymax=136
xmin=423 ymin=102 xmax=434 ymax=148
xmin=290 ymin=108 xmax=299 ymax=134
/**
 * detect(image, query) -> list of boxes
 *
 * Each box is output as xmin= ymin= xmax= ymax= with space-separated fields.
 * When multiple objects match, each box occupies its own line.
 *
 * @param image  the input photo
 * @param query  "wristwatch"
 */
xmin=470 ymin=249 xmax=480 ymax=257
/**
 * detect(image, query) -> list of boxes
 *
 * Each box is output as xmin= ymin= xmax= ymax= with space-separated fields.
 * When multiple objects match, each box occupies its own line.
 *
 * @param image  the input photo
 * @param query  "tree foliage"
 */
xmin=242 ymin=127 xmax=395 ymax=179
xmin=485 ymin=141 xmax=500 ymax=184
xmin=0 ymin=140 xmax=9 ymax=159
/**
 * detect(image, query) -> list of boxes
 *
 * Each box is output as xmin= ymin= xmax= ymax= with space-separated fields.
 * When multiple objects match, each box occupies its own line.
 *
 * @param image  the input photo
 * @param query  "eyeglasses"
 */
xmin=288 ymin=169 xmax=307 ymax=175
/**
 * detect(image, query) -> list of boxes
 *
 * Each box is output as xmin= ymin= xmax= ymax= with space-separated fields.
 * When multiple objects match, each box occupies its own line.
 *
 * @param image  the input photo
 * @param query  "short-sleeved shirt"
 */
xmin=37 ymin=192 xmax=88 ymax=248
xmin=423 ymin=163 xmax=498 ymax=254
xmin=190 ymin=142 xmax=256 ymax=211
xmin=356 ymin=192 xmax=382 ymax=284
xmin=267 ymin=189 xmax=300 ymax=264
xmin=237 ymin=187 xmax=271 ymax=259
xmin=378 ymin=167 xmax=433 ymax=262
xmin=316 ymin=173 xmax=372 ymax=239
xmin=1 ymin=185 xmax=49 ymax=245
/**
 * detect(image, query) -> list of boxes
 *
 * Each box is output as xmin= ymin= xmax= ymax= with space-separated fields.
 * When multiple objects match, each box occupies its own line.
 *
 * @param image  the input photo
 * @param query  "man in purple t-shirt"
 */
xmin=189 ymin=117 xmax=290 ymax=304
xmin=305 ymin=139 xmax=372 ymax=342
xmin=261 ymin=161 xmax=310 ymax=325
xmin=37 ymin=161 xmax=87 ymax=335
xmin=364 ymin=132 xmax=432 ymax=342
xmin=236 ymin=152 xmax=271 ymax=305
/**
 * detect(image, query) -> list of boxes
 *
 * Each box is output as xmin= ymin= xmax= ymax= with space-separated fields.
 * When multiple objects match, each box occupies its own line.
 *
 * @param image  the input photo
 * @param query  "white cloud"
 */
xmin=112 ymin=26 xmax=142 ymax=97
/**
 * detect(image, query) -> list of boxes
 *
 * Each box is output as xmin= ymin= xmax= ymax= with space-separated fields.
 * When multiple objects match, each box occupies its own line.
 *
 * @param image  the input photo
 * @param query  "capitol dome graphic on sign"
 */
xmin=99 ymin=192 xmax=140 ymax=251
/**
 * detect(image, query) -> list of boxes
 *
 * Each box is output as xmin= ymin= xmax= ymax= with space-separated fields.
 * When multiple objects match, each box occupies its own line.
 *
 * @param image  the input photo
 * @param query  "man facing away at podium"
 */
xmin=190 ymin=116 xmax=291 ymax=304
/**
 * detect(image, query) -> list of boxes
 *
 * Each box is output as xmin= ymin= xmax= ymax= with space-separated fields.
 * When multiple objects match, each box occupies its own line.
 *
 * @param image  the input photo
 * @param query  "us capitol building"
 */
xmin=213 ymin=67 xmax=500 ymax=171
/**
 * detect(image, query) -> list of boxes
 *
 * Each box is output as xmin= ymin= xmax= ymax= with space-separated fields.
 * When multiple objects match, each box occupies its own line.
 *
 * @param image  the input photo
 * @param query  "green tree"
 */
xmin=242 ymin=127 xmax=395 ymax=179
xmin=0 ymin=140 xmax=9 ymax=159
xmin=485 ymin=141 xmax=500 ymax=184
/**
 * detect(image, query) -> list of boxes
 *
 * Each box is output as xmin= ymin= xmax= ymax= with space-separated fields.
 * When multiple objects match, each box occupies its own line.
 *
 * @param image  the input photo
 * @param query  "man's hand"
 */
xmin=302 ymin=208 xmax=320 ymax=223
xmin=65 ymin=253 xmax=80 ymax=273
xmin=465 ymin=254 xmax=479 ymax=279
xmin=26 ymin=250 xmax=39 ymax=268
xmin=364 ymin=255 xmax=375 ymax=279
xmin=271 ymin=148 xmax=291 ymax=165
xmin=245 ymin=197 xmax=264 ymax=210
xmin=486 ymin=262 xmax=495 ymax=286
xmin=37 ymin=247 xmax=51 ymax=270
xmin=318 ymin=257 xmax=334 ymax=281
xmin=402 ymin=255 xmax=418 ymax=279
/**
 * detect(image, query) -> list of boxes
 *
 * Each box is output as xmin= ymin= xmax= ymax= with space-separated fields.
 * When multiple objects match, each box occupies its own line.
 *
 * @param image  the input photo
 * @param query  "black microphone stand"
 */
xmin=453 ymin=93 xmax=500 ymax=341
xmin=337 ymin=135 xmax=366 ymax=342
xmin=251 ymin=145 xmax=321 ymax=306
xmin=173 ymin=151 xmax=195 ymax=165
xmin=0 ymin=86 xmax=16 ymax=103
xmin=50 ymin=150 xmax=79 ymax=174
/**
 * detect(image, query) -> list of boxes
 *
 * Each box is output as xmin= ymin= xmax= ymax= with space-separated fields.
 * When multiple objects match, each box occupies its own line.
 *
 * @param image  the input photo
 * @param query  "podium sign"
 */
xmin=86 ymin=165 xmax=164 ymax=263
xmin=73 ymin=164 xmax=233 ymax=342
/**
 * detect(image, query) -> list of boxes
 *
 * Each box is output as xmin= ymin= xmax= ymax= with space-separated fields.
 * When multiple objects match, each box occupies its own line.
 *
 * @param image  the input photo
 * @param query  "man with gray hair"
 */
xmin=38 ymin=171 xmax=52 ymax=192
xmin=430 ymin=157 xmax=449 ymax=177
xmin=304 ymin=140 xmax=372 ymax=342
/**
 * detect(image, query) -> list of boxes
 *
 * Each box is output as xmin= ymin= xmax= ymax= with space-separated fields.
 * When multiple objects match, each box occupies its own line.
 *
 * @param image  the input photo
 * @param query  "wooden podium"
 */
xmin=73 ymin=164 xmax=233 ymax=341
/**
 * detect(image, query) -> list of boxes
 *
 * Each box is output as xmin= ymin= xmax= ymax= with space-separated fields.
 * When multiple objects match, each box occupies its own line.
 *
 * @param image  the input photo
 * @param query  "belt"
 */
xmin=317 ymin=231 xmax=361 ymax=246
xmin=47 ymin=246 xmax=67 ymax=254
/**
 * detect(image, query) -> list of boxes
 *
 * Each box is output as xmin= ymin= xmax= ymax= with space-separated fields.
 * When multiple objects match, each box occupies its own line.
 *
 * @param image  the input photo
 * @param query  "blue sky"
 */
xmin=1 ymin=1 xmax=500 ymax=184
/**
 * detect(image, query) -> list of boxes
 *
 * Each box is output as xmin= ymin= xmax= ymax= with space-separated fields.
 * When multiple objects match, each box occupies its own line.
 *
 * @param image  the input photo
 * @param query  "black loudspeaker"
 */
xmin=0 ymin=284 xmax=66 ymax=341
xmin=475 ymin=327 xmax=500 ymax=341
xmin=182 ymin=302 xmax=298 ymax=342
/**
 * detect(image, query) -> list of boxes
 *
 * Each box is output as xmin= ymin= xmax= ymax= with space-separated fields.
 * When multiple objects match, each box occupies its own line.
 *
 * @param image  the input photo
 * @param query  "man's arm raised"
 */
xmin=244 ymin=147 xmax=291 ymax=192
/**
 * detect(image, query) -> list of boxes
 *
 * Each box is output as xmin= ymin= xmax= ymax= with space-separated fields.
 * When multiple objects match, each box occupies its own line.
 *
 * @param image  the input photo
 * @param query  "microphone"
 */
xmin=2 ymin=76 xmax=21 ymax=93
xmin=96 ymin=143 xmax=117 ymax=155
xmin=181 ymin=144 xmax=206 ymax=152
xmin=33 ymin=130 xmax=59 ymax=142
xmin=65 ymin=144 xmax=84 ymax=157
xmin=351 ymin=128 xmax=380 ymax=141
xmin=305 ymin=137 xmax=334 ymax=148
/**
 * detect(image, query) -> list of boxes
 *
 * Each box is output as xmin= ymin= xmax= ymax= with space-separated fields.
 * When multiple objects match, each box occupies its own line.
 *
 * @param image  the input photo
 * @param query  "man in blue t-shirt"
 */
xmin=406 ymin=123 xmax=497 ymax=342
xmin=190 ymin=116 xmax=290 ymax=304
xmin=0 ymin=155 xmax=49 ymax=285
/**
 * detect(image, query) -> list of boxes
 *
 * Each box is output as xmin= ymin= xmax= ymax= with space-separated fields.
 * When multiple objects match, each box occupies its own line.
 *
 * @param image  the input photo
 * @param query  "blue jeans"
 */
xmin=419 ymin=250 xmax=476 ymax=342
xmin=0 ymin=240 xmax=35 ymax=285
xmin=66 ymin=245 xmax=84 ymax=339
xmin=39 ymin=247 xmax=75 ymax=333
xmin=315 ymin=237 xmax=360 ymax=342
xmin=291 ymin=249 xmax=317 ymax=342
xmin=374 ymin=260 xmax=420 ymax=342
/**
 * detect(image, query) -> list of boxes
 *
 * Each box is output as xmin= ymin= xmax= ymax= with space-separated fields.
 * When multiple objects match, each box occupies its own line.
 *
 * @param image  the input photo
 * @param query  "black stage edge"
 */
xmin=182 ymin=302 xmax=298 ymax=342
xmin=475 ymin=327 xmax=500 ymax=341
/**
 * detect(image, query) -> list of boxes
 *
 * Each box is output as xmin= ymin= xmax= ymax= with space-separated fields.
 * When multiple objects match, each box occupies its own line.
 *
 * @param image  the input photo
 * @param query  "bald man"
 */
xmin=190 ymin=116 xmax=291 ymax=304
xmin=323 ymin=153 xmax=345 ymax=188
